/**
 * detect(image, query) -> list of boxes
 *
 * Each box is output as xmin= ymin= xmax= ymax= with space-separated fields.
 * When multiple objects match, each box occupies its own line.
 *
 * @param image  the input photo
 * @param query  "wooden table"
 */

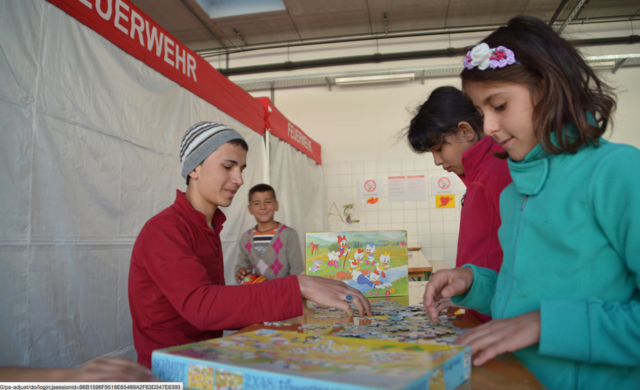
xmin=238 ymin=299 xmax=546 ymax=390
xmin=408 ymin=266 xmax=432 ymax=280
xmin=408 ymin=249 xmax=433 ymax=281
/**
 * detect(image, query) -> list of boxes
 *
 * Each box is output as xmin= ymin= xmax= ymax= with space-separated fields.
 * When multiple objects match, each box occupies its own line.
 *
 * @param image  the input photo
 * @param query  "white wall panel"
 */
xmin=269 ymin=133 xmax=327 ymax=254
xmin=0 ymin=102 xmax=33 ymax=241
xmin=0 ymin=0 xmax=42 ymax=106
xmin=0 ymin=0 xmax=266 ymax=368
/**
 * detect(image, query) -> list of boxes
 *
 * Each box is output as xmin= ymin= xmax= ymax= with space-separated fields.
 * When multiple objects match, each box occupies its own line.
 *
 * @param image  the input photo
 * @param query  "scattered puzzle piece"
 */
xmin=303 ymin=301 xmax=467 ymax=345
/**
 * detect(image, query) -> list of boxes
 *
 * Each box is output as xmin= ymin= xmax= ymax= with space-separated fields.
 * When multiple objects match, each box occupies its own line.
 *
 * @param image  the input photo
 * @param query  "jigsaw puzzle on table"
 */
xmin=289 ymin=299 xmax=467 ymax=345
xmin=305 ymin=231 xmax=409 ymax=297
xmin=152 ymin=329 xmax=471 ymax=390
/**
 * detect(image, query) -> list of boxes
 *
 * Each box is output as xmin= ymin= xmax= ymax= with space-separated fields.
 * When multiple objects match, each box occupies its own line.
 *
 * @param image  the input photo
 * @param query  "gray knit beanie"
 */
xmin=179 ymin=121 xmax=245 ymax=183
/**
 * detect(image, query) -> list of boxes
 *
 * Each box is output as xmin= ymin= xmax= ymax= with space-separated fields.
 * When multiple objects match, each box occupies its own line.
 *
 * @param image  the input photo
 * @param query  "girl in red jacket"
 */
xmin=406 ymin=86 xmax=512 ymax=322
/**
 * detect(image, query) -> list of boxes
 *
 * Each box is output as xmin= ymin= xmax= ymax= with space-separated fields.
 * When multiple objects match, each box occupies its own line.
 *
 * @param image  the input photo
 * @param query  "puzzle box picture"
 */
xmin=152 ymin=329 xmax=471 ymax=390
xmin=305 ymin=231 xmax=409 ymax=297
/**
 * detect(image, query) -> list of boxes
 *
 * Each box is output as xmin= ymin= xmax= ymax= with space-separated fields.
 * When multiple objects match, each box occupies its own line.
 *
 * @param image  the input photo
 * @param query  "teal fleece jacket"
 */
xmin=453 ymin=138 xmax=640 ymax=390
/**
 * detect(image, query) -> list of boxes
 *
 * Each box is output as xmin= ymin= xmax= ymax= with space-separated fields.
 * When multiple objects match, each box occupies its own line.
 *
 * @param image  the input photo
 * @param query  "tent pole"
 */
xmin=264 ymin=130 xmax=271 ymax=185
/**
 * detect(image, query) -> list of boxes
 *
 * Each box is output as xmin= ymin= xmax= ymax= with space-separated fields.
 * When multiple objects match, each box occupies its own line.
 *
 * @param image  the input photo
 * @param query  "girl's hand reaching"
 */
xmin=454 ymin=311 xmax=541 ymax=366
xmin=423 ymin=267 xmax=474 ymax=321
xmin=433 ymin=298 xmax=463 ymax=315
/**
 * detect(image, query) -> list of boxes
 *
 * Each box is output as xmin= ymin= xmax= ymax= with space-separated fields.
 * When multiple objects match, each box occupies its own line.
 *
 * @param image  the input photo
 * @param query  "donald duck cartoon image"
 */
xmin=369 ymin=251 xmax=392 ymax=289
xmin=350 ymin=249 xmax=376 ymax=287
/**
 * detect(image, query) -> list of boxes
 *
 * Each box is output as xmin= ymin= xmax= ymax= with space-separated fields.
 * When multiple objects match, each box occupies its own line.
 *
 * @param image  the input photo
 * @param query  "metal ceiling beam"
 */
xmin=572 ymin=35 xmax=640 ymax=46
xmin=219 ymin=47 xmax=466 ymax=76
xmin=557 ymin=0 xmax=589 ymax=34
xmin=233 ymin=27 xmax=248 ymax=46
xmin=198 ymin=25 xmax=499 ymax=57
xmin=612 ymin=59 xmax=628 ymax=74
xmin=219 ymin=35 xmax=639 ymax=77
xmin=232 ymin=54 xmax=640 ymax=91
xmin=180 ymin=0 xmax=227 ymax=48
xmin=548 ymin=0 xmax=570 ymax=27
xmin=196 ymin=15 xmax=640 ymax=58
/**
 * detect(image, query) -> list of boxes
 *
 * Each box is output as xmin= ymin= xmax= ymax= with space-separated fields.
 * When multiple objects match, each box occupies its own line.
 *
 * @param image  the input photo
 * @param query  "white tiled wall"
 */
xmin=324 ymin=156 xmax=466 ymax=268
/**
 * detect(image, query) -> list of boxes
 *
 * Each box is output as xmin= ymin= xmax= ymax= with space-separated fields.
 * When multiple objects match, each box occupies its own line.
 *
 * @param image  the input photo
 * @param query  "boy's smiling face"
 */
xmin=248 ymin=191 xmax=279 ymax=225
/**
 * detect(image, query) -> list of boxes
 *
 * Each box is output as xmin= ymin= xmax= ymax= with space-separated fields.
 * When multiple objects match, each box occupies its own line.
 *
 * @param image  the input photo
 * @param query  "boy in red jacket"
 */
xmin=129 ymin=122 xmax=370 ymax=368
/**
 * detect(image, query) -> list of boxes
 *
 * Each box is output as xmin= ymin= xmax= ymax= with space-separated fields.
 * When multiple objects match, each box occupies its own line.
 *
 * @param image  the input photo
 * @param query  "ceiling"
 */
xmin=130 ymin=0 xmax=640 ymax=54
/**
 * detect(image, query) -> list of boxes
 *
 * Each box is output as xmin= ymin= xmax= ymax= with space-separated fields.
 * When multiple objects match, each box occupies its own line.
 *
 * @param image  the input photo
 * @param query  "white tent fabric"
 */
xmin=0 ymin=0 xmax=265 ymax=368
xmin=268 ymin=132 xmax=328 ymax=257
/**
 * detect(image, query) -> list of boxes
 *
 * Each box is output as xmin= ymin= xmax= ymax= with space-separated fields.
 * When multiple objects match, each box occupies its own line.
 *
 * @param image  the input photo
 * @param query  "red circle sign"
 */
xmin=438 ymin=177 xmax=451 ymax=189
xmin=364 ymin=180 xmax=376 ymax=192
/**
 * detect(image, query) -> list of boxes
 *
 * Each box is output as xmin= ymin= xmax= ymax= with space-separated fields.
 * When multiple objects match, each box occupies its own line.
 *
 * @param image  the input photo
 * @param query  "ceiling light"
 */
xmin=587 ymin=60 xmax=616 ymax=70
xmin=335 ymin=73 xmax=415 ymax=85
xmin=196 ymin=0 xmax=286 ymax=19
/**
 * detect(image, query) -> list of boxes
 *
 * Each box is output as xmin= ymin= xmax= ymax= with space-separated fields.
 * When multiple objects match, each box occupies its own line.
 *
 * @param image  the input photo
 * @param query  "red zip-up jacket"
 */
xmin=128 ymin=190 xmax=302 ymax=368
xmin=458 ymin=137 xmax=512 ymax=322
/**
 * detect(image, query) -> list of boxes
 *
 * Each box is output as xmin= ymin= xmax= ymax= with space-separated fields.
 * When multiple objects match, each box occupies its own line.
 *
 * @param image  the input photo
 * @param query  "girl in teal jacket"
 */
xmin=424 ymin=16 xmax=640 ymax=390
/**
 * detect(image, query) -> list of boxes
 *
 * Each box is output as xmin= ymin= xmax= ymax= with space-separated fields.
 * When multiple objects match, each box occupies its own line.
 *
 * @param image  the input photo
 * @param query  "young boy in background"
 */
xmin=235 ymin=184 xmax=304 ymax=284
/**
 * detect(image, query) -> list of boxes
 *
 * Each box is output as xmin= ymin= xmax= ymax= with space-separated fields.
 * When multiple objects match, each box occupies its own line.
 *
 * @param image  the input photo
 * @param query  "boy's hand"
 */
xmin=235 ymin=268 xmax=251 ymax=284
xmin=423 ymin=268 xmax=474 ymax=321
xmin=296 ymin=275 xmax=372 ymax=318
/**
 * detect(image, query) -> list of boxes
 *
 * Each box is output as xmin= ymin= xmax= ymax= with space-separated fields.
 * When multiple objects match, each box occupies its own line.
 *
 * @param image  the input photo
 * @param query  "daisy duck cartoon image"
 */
xmin=369 ymin=251 xmax=392 ymax=289
xmin=336 ymin=235 xmax=351 ymax=262
xmin=365 ymin=242 xmax=376 ymax=265
xmin=327 ymin=251 xmax=340 ymax=268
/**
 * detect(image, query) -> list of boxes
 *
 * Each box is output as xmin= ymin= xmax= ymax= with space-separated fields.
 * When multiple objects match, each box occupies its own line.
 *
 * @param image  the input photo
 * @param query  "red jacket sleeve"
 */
xmin=139 ymin=220 xmax=303 ymax=331
xmin=457 ymin=158 xmax=512 ymax=273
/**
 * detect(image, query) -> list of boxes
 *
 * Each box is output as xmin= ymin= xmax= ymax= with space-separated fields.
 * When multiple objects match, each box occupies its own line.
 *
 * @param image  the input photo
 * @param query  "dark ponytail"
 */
xmin=407 ymin=86 xmax=483 ymax=153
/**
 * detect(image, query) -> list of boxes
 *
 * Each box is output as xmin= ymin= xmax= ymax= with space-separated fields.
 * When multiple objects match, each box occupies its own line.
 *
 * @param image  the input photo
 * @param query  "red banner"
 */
xmin=47 ymin=0 xmax=265 ymax=134
xmin=257 ymin=98 xmax=321 ymax=164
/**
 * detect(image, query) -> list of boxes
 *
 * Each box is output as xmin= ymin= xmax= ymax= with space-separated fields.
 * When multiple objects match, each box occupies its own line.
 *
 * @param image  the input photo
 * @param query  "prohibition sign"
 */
xmin=438 ymin=177 xmax=451 ymax=190
xmin=364 ymin=180 xmax=377 ymax=192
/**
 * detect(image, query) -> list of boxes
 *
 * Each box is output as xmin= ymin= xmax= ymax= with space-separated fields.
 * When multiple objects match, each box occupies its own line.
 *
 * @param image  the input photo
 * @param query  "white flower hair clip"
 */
xmin=463 ymin=43 xmax=517 ymax=70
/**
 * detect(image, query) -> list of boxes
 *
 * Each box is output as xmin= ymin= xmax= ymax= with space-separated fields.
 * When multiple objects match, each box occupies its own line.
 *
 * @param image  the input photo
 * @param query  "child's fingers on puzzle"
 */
xmin=454 ymin=319 xmax=497 ymax=347
xmin=349 ymin=291 xmax=372 ymax=316
xmin=434 ymin=298 xmax=453 ymax=313
xmin=454 ymin=312 xmax=541 ymax=366
xmin=423 ymin=272 xmax=448 ymax=308
xmin=464 ymin=328 xmax=515 ymax=366
xmin=333 ymin=299 xmax=354 ymax=317
xmin=334 ymin=283 xmax=371 ymax=317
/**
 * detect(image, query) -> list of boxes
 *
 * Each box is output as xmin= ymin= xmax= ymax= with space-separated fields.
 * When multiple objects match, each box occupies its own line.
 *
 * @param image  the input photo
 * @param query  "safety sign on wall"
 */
xmin=357 ymin=178 xmax=383 ymax=198
xmin=430 ymin=175 xmax=457 ymax=195
xmin=430 ymin=175 xmax=458 ymax=208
